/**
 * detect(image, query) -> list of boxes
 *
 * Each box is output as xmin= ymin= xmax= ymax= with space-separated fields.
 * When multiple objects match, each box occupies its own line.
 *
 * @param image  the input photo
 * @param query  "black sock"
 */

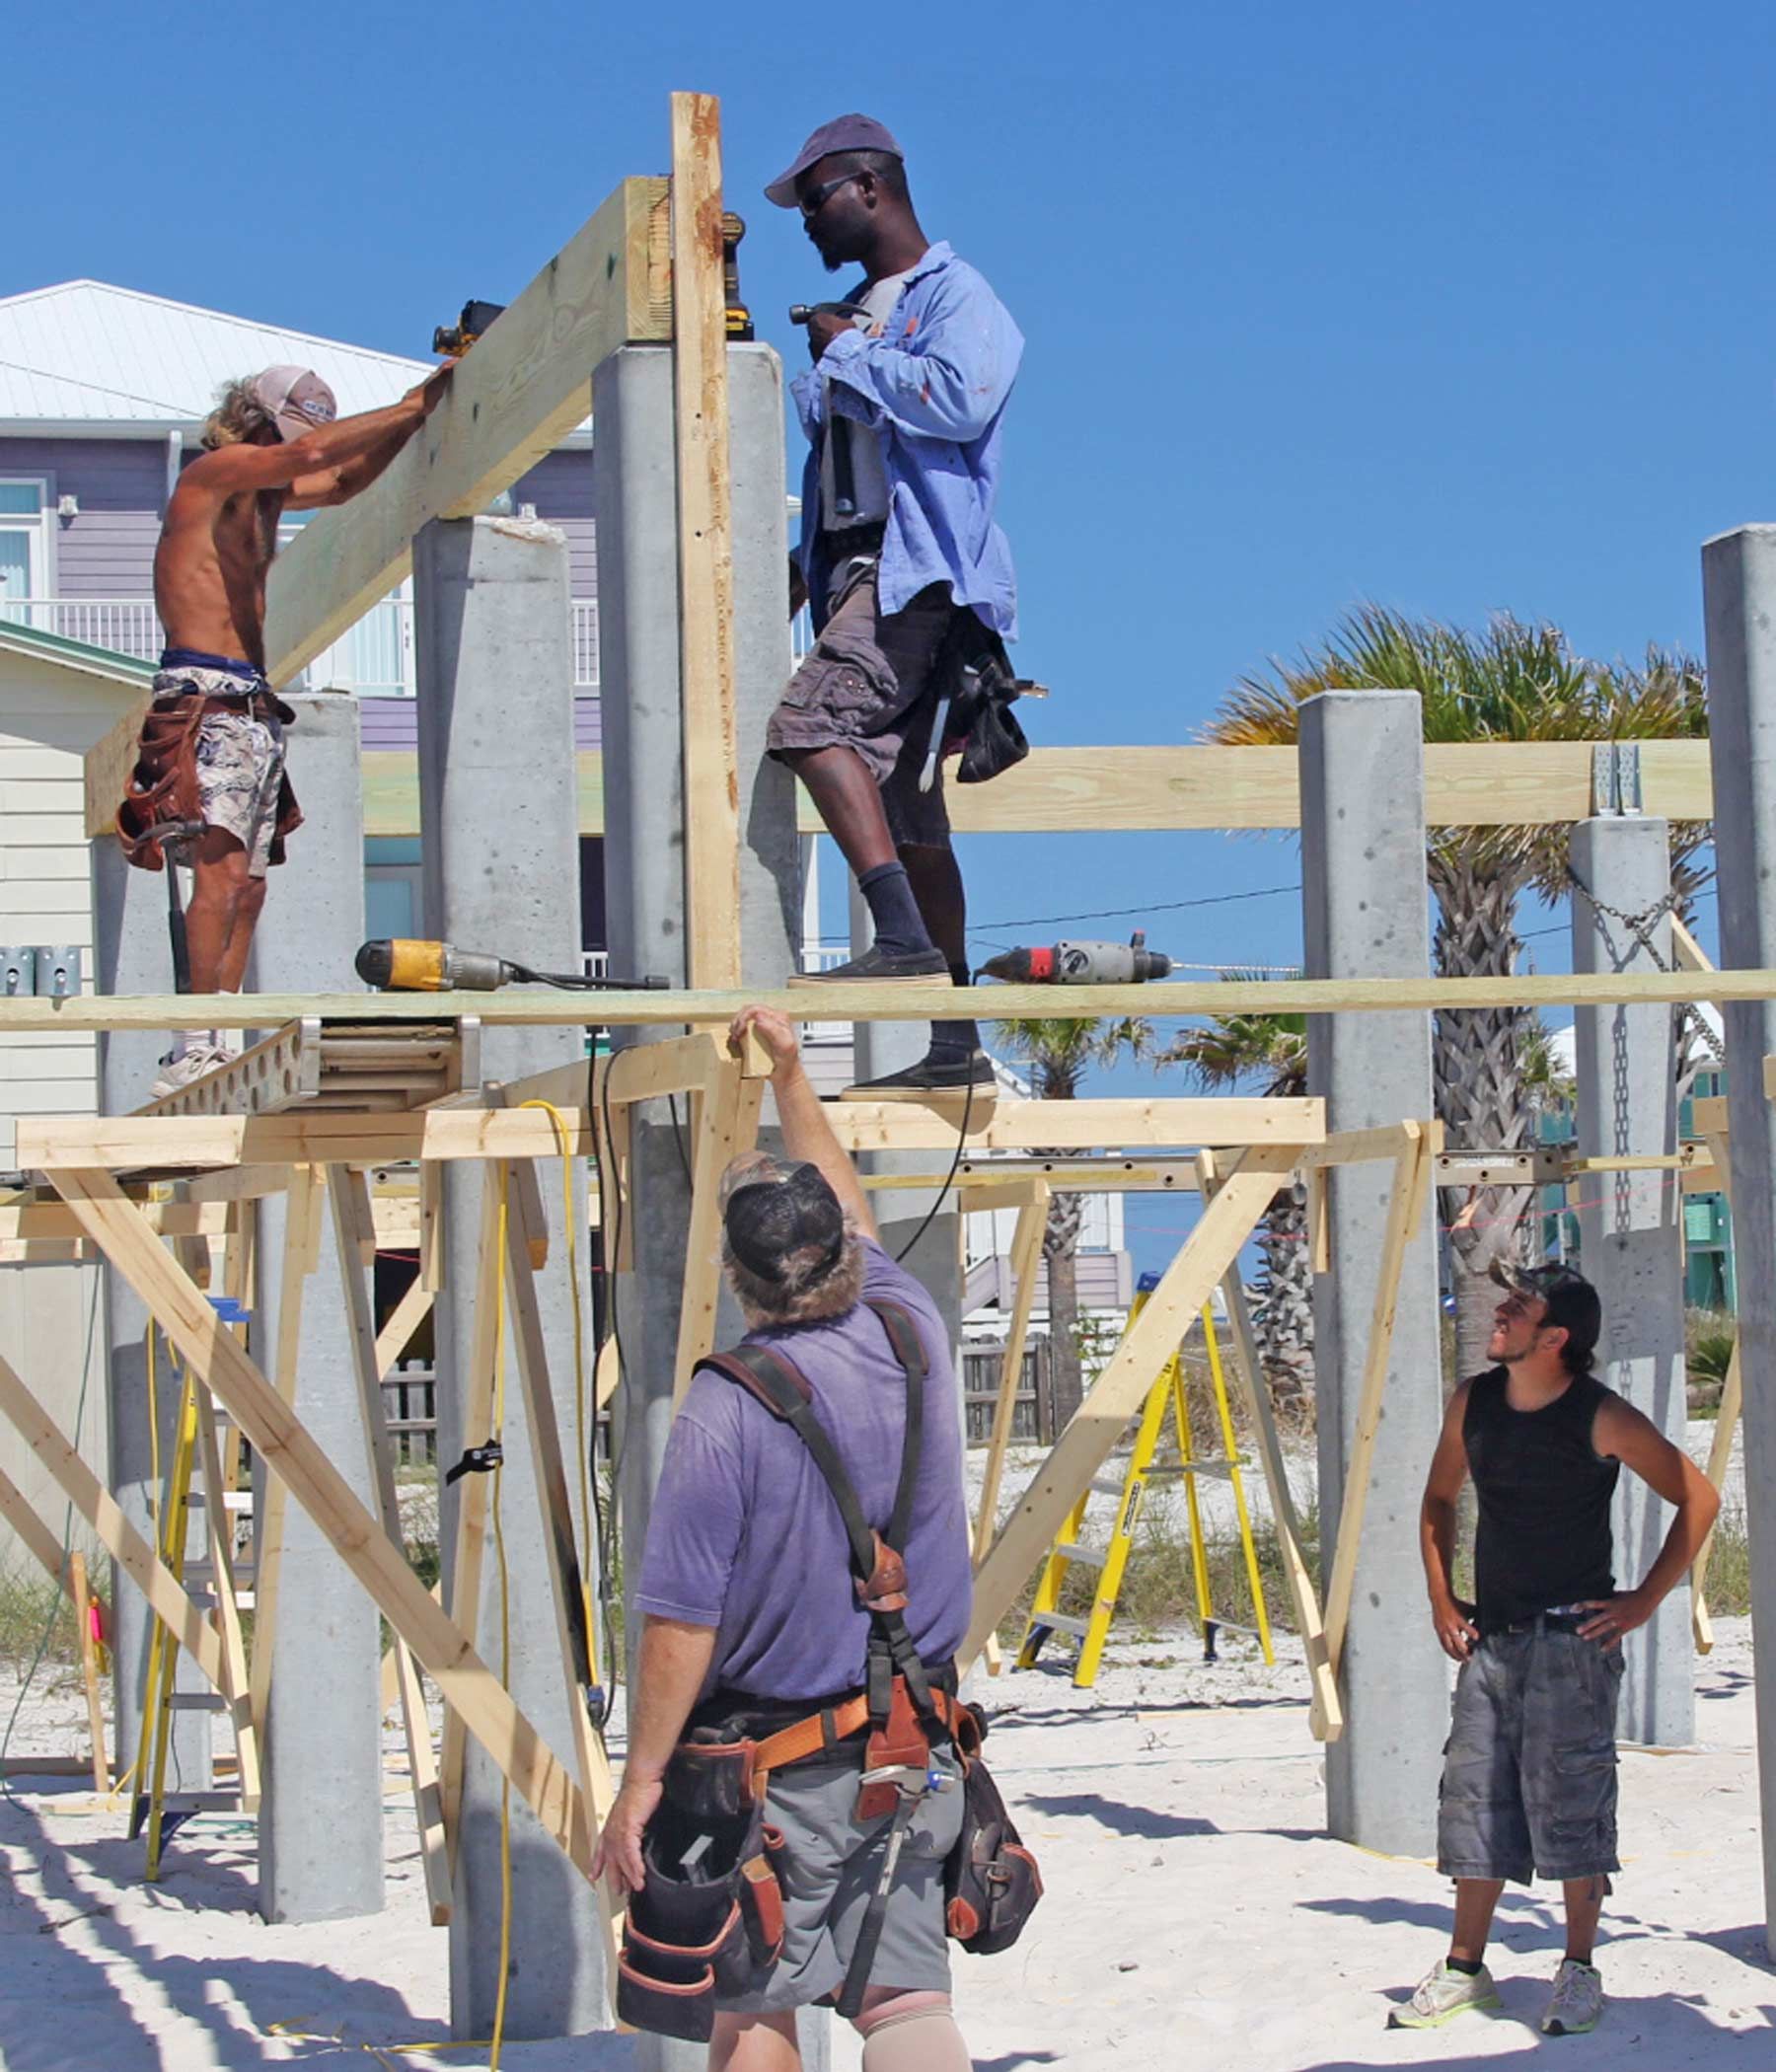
xmin=857 ymin=862 xmax=933 ymax=958
xmin=929 ymin=962 xmax=980 ymax=1061
xmin=1446 ymin=1957 xmax=1483 ymax=1976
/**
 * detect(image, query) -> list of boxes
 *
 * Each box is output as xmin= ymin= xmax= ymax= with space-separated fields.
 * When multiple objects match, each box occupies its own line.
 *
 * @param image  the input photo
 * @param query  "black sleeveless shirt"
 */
xmin=1462 ymin=1366 xmax=1620 ymax=1630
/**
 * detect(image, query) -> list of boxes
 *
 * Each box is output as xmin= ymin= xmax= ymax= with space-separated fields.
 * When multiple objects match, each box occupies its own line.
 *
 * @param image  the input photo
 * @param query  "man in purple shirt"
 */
xmin=593 ymin=1005 xmax=975 ymax=2072
xmin=766 ymin=113 xmax=1023 ymax=1101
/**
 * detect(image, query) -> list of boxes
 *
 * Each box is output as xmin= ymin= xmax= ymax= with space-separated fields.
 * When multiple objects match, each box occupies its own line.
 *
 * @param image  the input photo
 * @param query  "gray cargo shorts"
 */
xmin=1438 ymin=1620 xmax=1624 ymax=1886
xmin=766 ymin=556 xmax=957 ymax=850
xmin=716 ymin=1746 xmax=964 ymax=2014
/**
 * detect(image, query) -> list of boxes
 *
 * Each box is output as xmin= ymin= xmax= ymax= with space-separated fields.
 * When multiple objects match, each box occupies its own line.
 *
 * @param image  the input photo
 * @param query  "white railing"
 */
xmin=3 ymin=595 xmax=604 ymax=696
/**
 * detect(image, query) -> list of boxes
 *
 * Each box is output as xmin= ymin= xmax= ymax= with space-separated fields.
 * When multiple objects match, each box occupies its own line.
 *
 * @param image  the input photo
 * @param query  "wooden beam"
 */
xmin=673 ymin=1058 xmax=766 ymax=1402
xmin=1196 ymin=1149 xmax=1341 ymax=1739
xmin=1321 ymin=1125 xmax=1436 ymax=1675
xmin=69 ymin=1552 xmax=111 ymax=1793
xmin=0 ymin=1351 xmax=231 ymax=1698
xmin=824 ymin=1098 xmax=1325 ymax=1152
xmin=15 ymin=966 xmax=1776 ymax=1039
xmin=49 ymin=1167 xmax=595 ymax=1877
xmin=261 ymin=179 xmax=671 ymax=695
xmin=17 ymin=1105 xmax=592 ymax=1174
xmin=671 ymin=92 xmax=742 ymax=990
xmin=972 ymin=1186 xmax=1048 ymax=1569
xmin=328 ymin=1171 xmax=452 ymax=1920
xmin=297 ymin=738 xmax=1727 ymax=843
xmin=374 ymin=1275 xmax=434 ymax=1380
xmin=1691 ymin=1124 xmax=1739 ymax=1653
xmin=959 ymin=1147 xmax=1299 ymax=1668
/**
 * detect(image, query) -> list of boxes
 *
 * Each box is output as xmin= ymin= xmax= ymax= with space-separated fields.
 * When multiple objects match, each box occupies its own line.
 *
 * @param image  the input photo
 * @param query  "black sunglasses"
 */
xmin=798 ymin=170 xmax=865 ymax=219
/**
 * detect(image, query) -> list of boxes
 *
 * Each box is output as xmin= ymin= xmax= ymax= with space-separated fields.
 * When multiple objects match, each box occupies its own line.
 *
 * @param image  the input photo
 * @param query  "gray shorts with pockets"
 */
xmin=1438 ymin=1620 xmax=1624 ymax=1887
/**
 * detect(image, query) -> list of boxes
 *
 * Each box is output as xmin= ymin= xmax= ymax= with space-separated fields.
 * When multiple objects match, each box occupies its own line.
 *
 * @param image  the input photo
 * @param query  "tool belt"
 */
xmin=617 ymin=1298 xmax=1041 ymax=2041
xmin=115 ymin=687 xmax=301 ymax=871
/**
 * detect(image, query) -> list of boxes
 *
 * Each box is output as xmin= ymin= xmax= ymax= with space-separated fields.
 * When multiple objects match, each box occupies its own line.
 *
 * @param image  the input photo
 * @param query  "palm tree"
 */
xmin=991 ymin=1015 xmax=1155 ymax=1425
xmin=1164 ymin=981 xmax=1312 ymax=1408
xmin=1207 ymin=606 xmax=1709 ymax=1384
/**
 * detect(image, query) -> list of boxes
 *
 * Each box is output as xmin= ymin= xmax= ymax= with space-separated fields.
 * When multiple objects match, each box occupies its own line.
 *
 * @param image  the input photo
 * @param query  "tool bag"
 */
xmin=115 ymin=688 xmax=302 ymax=871
xmin=922 ymin=612 xmax=1037 ymax=791
xmin=616 ymin=1732 xmax=788 ymax=2042
xmin=616 ymin=1297 xmax=1041 ymax=2040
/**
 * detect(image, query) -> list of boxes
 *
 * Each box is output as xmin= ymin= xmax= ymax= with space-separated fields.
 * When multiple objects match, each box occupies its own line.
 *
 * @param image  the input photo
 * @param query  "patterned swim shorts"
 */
xmin=150 ymin=664 xmax=289 ymax=878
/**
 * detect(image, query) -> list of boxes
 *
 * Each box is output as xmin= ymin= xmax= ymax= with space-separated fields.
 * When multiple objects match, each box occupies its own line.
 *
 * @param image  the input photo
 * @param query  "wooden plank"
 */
xmin=1691 ymin=1124 xmax=1739 ymax=1653
xmin=17 ymin=1104 xmax=593 ymax=1173
xmin=0 ymin=1351 xmax=231 ymax=1697
xmin=69 ymin=1551 xmax=111 ymax=1793
xmin=328 ymin=1170 xmax=453 ymax=1924
xmin=960 ymin=1147 xmax=1299 ymax=1668
xmin=972 ymin=1186 xmax=1048 ymax=1570
xmin=596 ymin=1033 xmax=722 ymax=1106
xmin=672 ymin=1060 xmax=766 ymax=1402
xmin=248 ymin=1164 xmax=320 ymax=1739
xmin=0 ymin=1457 xmax=77 ymax=1595
xmin=1197 ymin=1148 xmax=1342 ymax=1739
xmin=50 ymin=1168 xmax=595 ymax=1876
xmin=1297 ymin=1121 xmax=1440 ymax=1168
xmin=247 ymin=178 xmax=670 ymax=703
xmin=18 ymin=966 xmax=1776 ymax=1037
xmin=439 ymin=1162 xmax=510 ymax=1858
xmin=1321 ymin=1125 xmax=1435 ymax=1674
xmin=192 ymin=1381 xmax=260 ymax=1813
xmin=282 ymin=738 xmax=1726 ymax=843
xmin=670 ymin=92 xmax=742 ymax=990
xmin=1671 ymin=916 xmax=1714 ymax=974
xmin=825 ymin=1098 xmax=1325 ymax=1153
xmin=375 ymin=1276 xmax=434 ymax=1379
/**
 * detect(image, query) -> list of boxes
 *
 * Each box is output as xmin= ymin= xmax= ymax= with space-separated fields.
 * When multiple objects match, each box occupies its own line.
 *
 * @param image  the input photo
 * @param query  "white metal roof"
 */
xmin=0 ymin=279 xmax=431 ymax=434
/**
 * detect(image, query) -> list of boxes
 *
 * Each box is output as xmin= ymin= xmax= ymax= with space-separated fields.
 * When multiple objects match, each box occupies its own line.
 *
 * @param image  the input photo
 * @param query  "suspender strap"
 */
xmin=693 ymin=1298 xmax=940 ymax=1729
xmin=864 ymin=1297 xmax=926 ymax=1553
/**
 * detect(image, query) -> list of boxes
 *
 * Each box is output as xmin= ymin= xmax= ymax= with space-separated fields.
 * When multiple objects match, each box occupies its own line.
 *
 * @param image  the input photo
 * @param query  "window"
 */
xmin=0 ymin=480 xmax=50 ymax=616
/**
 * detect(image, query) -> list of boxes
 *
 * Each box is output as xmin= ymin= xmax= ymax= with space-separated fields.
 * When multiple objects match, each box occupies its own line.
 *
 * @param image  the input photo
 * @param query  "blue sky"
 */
xmin=14 ymin=2 xmax=1762 ymax=1260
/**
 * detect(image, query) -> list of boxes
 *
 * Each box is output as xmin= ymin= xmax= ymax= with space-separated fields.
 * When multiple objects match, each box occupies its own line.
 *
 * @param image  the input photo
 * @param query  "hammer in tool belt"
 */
xmin=835 ymin=1759 xmax=949 ymax=2019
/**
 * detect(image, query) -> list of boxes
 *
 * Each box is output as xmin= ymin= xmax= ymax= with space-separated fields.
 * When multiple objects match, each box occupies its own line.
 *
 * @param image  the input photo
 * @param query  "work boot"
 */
xmin=1541 ymin=1959 xmax=1603 ymax=2035
xmin=845 ymin=1048 xmax=998 ymax=1101
xmin=788 ymin=944 xmax=949 ymax=986
xmin=1386 ymin=1960 xmax=1501 ymax=2030
xmin=150 ymin=1043 xmax=233 ymax=1101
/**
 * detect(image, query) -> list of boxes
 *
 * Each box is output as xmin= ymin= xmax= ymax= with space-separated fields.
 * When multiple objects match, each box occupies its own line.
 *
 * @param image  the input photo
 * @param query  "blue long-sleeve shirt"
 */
xmin=790 ymin=242 xmax=1022 ymax=638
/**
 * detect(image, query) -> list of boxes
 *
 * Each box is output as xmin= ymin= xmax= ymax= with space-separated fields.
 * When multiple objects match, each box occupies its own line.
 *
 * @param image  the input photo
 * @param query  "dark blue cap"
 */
xmin=765 ymin=114 xmax=904 ymax=208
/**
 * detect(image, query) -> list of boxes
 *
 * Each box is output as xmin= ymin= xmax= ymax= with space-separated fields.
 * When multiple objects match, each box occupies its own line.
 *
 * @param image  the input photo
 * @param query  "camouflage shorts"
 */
xmin=1438 ymin=1621 xmax=1624 ymax=1886
xmin=151 ymin=665 xmax=288 ymax=879
xmin=766 ymin=556 xmax=959 ymax=849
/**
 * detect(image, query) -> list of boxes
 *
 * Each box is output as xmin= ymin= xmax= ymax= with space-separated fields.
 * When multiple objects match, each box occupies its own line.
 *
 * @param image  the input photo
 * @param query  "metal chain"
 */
xmin=1565 ymin=861 xmax=1725 ymax=1068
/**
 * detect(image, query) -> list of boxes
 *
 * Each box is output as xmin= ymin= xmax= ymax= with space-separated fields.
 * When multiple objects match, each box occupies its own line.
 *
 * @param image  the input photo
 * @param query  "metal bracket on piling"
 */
xmin=1590 ymin=742 xmax=1644 ymax=817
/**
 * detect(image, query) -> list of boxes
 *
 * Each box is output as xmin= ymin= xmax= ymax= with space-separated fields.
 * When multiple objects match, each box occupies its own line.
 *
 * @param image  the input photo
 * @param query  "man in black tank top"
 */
xmin=1389 ymin=1265 xmax=1719 ymax=2037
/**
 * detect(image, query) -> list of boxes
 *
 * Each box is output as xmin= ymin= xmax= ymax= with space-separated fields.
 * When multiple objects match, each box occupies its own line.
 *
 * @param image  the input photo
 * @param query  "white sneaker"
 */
xmin=1387 ymin=1959 xmax=1502 ymax=2029
xmin=151 ymin=1043 xmax=233 ymax=1100
xmin=1541 ymin=1958 xmax=1603 ymax=2035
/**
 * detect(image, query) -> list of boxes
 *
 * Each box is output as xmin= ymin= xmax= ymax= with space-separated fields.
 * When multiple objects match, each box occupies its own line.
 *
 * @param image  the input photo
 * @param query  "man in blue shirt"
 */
xmin=765 ymin=115 xmax=1023 ymax=1098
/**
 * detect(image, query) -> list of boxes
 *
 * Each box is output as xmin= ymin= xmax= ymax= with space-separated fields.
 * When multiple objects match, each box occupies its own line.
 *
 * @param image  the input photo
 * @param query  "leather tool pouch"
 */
xmin=934 ymin=615 xmax=1034 ymax=785
xmin=115 ymin=691 xmax=302 ymax=870
xmin=942 ymin=1703 xmax=1044 ymax=1954
xmin=616 ymin=1733 xmax=788 ymax=2042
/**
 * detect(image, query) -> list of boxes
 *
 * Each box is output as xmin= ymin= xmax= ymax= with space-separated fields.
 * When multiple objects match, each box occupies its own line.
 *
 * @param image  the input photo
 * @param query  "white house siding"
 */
xmin=0 ymin=649 xmax=129 ymax=1580
xmin=0 ymin=436 xmax=167 ymax=598
xmin=0 ymin=646 xmax=139 ymax=1164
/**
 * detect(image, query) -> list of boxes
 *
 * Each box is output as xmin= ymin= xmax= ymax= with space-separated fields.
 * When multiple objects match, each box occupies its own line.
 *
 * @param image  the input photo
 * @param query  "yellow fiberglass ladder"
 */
xmin=1016 ymin=1276 xmax=1274 ymax=1688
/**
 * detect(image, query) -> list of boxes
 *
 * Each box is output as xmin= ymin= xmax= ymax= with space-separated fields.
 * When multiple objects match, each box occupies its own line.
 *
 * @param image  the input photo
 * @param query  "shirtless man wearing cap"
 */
xmin=122 ymin=363 xmax=448 ymax=1095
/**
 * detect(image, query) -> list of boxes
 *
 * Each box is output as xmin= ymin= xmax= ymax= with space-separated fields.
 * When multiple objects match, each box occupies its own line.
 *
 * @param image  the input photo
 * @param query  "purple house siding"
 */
xmin=512 ymin=450 xmax=596 ymax=597
xmin=0 ymin=436 xmax=166 ymax=597
xmin=359 ymin=695 xmax=602 ymax=751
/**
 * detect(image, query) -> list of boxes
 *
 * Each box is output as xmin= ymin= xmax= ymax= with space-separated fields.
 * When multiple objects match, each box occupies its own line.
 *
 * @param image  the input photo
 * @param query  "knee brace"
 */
xmin=855 ymin=1991 xmax=971 ymax=2072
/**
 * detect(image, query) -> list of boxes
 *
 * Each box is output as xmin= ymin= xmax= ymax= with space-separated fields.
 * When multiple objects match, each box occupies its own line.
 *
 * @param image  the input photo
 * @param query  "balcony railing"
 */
xmin=2 ymin=596 xmax=606 ymax=696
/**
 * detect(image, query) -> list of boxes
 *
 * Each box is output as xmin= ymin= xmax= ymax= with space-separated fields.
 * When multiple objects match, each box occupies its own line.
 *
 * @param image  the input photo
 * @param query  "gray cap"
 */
xmin=249 ymin=365 xmax=337 ymax=443
xmin=764 ymin=114 xmax=904 ymax=207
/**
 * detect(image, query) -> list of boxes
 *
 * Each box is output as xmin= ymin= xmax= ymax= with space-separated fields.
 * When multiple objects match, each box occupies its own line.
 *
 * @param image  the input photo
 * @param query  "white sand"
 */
xmin=0 ymin=1613 xmax=1766 ymax=2069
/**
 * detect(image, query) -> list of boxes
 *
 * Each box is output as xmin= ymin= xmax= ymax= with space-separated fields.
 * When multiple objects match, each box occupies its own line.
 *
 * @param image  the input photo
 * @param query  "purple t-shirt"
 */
xmin=634 ymin=1240 xmax=973 ymax=1700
